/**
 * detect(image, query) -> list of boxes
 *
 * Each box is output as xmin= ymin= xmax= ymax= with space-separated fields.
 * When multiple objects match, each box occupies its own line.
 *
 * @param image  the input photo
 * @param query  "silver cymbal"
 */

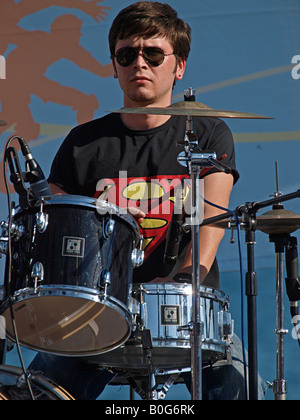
xmin=112 ymin=101 xmax=272 ymax=119
xmin=0 ymin=120 xmax=7 ymax=127
xmin=214 ymin=209 xmax=300 ymax=235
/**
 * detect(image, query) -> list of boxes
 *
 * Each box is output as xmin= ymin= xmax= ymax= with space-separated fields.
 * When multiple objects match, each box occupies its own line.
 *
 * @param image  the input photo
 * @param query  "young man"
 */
xmin=29 ymin=2 xmax=265 ymax=400
xmin=48 ymin=1 xmax=237 ymax=288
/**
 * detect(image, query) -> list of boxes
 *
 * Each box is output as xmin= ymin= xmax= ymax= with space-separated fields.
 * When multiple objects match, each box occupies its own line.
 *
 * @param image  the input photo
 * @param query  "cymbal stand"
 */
xmin=268 ymin=232 xmax=290 ymax=400
xmin=177 ymin=88 xmax=228 ymax=399
xmin=236 ymin=202 xmax=259 ymax=400
xmin=238 ymin=190 xmax=300 ymax=401
xmin=200 ymin=188 xmax=300 ymax=400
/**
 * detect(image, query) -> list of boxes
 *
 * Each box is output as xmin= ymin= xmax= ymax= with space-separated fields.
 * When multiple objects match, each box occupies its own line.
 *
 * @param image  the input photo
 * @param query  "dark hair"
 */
xmin=109 ymin=1 xmax=191 ymax=62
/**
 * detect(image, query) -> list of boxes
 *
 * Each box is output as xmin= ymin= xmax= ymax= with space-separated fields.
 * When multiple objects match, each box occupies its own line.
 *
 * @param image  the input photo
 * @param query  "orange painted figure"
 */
xmin=0 ymin=0 xmax=113 ymax=193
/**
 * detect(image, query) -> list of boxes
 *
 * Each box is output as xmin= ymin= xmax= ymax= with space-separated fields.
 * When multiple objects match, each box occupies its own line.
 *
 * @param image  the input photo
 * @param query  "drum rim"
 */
xmin=1 ymin=285 xmax=133 ymax=357
xmin=18 ymin=194 xmax=140 ymax=246
xmin=0 ymin=364 xmax=75 ymax=400
xmin=133 ymin=282 xmax=229 ymax=304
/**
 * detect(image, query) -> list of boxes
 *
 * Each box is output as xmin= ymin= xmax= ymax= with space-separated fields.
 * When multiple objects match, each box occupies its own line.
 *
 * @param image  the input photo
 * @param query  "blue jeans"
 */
xmin=28 ymin=334 xmax=266 ymax=400
xmin=183 ymin=334 xmax=266 ymax=400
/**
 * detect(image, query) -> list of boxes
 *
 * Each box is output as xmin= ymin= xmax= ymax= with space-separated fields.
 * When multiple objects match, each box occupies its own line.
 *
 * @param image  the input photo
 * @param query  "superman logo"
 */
xmin=95 ymin=173 xmax=191 ymax=260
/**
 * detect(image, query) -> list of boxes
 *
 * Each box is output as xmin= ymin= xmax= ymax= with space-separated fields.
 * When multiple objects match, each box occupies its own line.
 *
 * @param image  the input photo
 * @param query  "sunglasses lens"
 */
xmin=143 ymin=48 xmax=165 ymax=66
xmin=115 ymin=47 xmax=166 ymax=67
xmin=115 ymin=47 xmax=137 ymax=67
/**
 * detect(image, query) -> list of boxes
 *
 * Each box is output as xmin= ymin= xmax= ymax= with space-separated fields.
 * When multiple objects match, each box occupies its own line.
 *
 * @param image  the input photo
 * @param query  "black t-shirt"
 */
xmin=48 ymin=113 xmax=239 ymax=287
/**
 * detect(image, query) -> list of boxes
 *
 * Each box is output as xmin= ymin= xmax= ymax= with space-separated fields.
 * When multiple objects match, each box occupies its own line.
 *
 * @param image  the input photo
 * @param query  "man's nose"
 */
xmin=133 ymin=50 xmax=148 ymax=67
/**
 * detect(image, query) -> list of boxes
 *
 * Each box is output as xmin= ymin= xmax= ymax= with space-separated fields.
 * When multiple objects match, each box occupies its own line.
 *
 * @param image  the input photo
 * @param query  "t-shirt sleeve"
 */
xmin=202 ymin=119 xmax=239 ymax=184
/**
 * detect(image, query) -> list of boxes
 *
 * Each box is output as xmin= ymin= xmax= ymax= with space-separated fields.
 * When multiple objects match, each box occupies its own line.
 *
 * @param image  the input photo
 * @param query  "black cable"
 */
xmin=3 ymin=136 xmax=35 ymax=400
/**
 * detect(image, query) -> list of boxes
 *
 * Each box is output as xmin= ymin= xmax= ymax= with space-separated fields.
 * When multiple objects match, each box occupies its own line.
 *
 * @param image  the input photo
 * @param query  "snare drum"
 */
xmin=92 ymin=283 xmax=232 ymax=374
xmin=0 ymin=195 xmax=140 ymax=356
xmin=0 ymin=365 xmax=74 ymax=400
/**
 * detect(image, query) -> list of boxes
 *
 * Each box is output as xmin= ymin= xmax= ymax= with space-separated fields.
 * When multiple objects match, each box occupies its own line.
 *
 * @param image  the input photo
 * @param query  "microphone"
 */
xmin=285 ymin=236 xmax=300 ymax=320
xmin=163 ymin=182 xmax=184 ymax=265
xmin=5 ymin=146 xmax=29 ymax=209
xmin=17 ymin=137 xmax=51 ymax=199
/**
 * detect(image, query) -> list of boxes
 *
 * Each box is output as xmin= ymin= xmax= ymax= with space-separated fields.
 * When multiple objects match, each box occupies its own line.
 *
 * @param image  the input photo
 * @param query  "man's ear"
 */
xmin=112 ymin=60 xmax=118 ymax=79
xmin=175 ymin=59 xmax=186 ymax=81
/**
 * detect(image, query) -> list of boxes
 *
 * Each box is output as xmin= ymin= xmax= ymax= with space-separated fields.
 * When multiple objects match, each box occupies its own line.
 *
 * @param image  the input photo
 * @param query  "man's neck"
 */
xmin=121 ymin=96 xmax=172 ymax=130
xmin=120 ymin=112 xmax=171 ymax=130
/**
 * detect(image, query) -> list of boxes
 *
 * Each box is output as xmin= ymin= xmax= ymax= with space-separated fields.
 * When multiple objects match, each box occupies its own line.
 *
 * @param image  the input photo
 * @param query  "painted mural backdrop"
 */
xmin=0 ymin=0 xmax=300 ymax=399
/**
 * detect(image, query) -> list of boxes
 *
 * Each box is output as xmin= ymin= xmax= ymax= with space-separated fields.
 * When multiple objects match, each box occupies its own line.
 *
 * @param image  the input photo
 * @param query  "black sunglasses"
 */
xmin=113 ymin=46 xmax=175 ymax=67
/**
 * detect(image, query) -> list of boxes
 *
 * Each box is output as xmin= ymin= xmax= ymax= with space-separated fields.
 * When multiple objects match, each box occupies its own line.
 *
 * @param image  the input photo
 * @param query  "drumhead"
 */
xmin=1 ymin=286 xmax=132 ymax=356
xmin=0 ymin=365 xmax=74 ymax=400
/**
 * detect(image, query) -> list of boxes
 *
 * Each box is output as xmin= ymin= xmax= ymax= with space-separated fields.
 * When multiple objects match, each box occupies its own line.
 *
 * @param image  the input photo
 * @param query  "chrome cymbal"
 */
xmin=213 ymin=209 xmax=300 ymax=235
xmin=112 ymin=101 xmax=272 ymax=119
xmin=0 ymin=120 xmax=7 ymax=127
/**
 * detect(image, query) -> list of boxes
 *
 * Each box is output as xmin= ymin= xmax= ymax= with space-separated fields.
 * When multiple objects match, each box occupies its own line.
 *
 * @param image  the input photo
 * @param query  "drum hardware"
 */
xmin=0 ymin=365 xmax=75 ymax=400
xmin=172 ymin=87 xmax=237 ymax=401
xmin=0 ymin=219 xmax=25 ymax=243
xmin=35 ymin=201 xmax=48 ymax=234
xmin=140 ymin=329 xmax=156 ymax=400
xmin=285 ymin=236 xmax=300 ymax=346
xmin=98 ymin=269 xmax=111 ymax=298
xmin=31 ymin=262 xmax=44 ymax=293
xmin=91 ymin=282 xmax=232 ymax=399
xmin=152 ymin=372 xmax=181 ymax=400
xmin=103 ymin=217 xmax=115 ymax=239
xmin=117 ymin=329 xmax=186 ymax=400
xmin=200 ymin=178 xmax=300 ymax=400
xmin=131 ymin=235 xmax=145 ymax=268
xmin=218 ymin=310 xmax=233 ymax=338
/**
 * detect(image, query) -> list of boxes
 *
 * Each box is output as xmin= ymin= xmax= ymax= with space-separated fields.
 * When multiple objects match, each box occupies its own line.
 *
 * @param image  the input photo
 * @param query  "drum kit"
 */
xmin=0 ymin=89 xmax=299 ymax=400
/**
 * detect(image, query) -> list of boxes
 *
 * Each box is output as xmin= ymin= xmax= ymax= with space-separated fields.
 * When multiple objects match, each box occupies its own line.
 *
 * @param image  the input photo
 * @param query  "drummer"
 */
xmin=29 ymin=1 xmax=265 ymax=400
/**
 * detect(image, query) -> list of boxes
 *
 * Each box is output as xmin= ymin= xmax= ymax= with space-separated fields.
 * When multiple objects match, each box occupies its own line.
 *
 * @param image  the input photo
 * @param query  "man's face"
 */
xmin=113 ymin=36 xmax=185 ymax=108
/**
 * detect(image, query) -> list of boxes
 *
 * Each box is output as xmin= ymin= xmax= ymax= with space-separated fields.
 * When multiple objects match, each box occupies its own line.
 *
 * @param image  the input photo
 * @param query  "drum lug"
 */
xmin=218 ymin=310 xmax=234 ymax=339
xmin=98 ymin=269 xmax=111 ymax=297
xmin=36 ymin=211 xmax=48 ymax=233
xmin=31 ymin=262 xmax=44 ymax=291
xmin=131 ymin=236 xmax=144 ymax=268
xmin=103 ymin=218 xmax=115 ymax=239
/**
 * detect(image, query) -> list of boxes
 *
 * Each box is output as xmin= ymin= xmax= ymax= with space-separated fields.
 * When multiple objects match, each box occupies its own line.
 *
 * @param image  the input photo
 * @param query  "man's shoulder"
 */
xmin=67 ymin=113 xmax=122 ymax=145
xmin=72 ymin=113 xmax=119 ymax=134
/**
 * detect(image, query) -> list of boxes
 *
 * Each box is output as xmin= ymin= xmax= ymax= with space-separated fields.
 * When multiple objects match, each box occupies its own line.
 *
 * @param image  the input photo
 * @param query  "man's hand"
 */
xmin=128 ymin=207 xmax=146 ymax=225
